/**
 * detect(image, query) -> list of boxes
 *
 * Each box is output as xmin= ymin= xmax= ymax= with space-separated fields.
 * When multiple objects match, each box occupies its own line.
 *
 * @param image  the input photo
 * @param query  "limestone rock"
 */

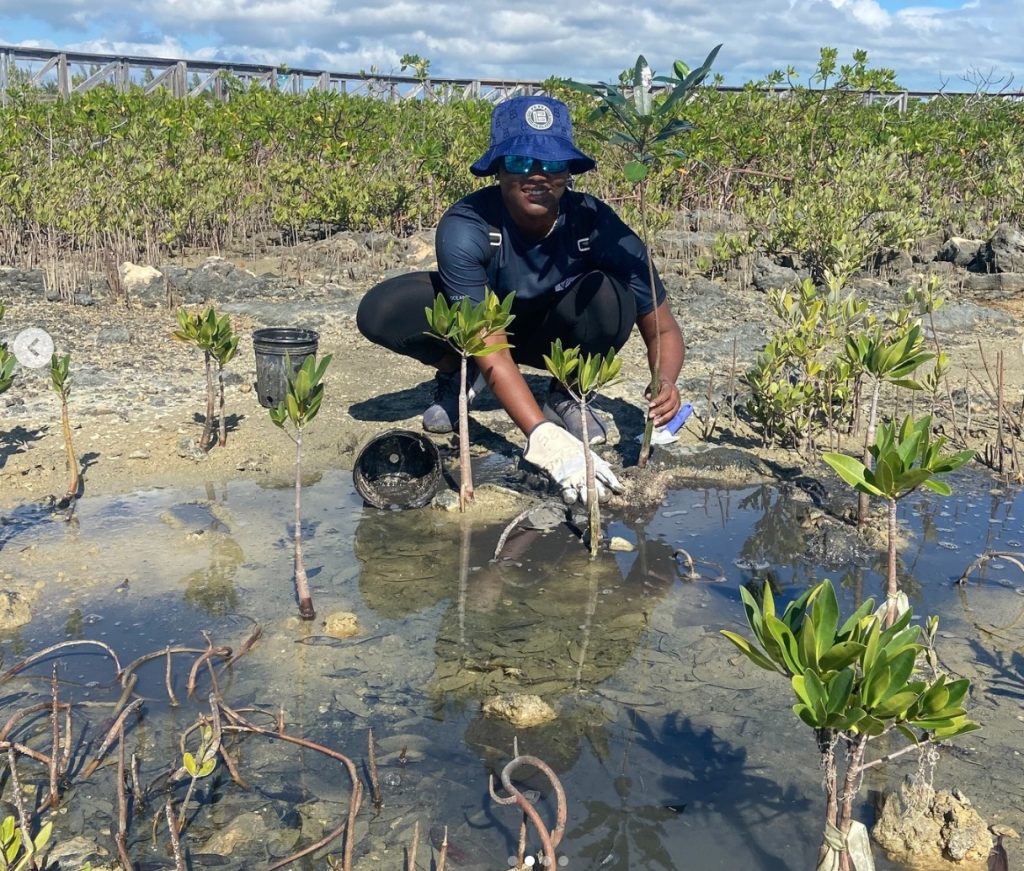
xmin=936 ymin=237 xmax=985 ymax=269
xmin=199 ymin=810 xmax=267 ymax=855
xmin=608 ymin=536 xmax=635 ymax=552
xmin=0 ymin=590 xmax=32 ymax=631
xmin=482 ymin=693 xmax=556 ymax=728
xmin=323 ymin=611 xmax=360 ymax=639
xmin=118 ymin=262 xmax=167 ymax=308
xmin=873 ymin=778 xmax=992 ymax=870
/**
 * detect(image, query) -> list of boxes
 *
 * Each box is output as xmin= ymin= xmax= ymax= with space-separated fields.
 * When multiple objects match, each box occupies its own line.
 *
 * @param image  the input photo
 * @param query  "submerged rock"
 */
xmin=0 ymin=590 xmax=32 ymax=630
xmin=873 ymin=777 xmax=992 ymax=870
xmin=482 ymin=693 xmax=556 ymax=728
xmin=324 ymin=611 xmax=360 ymax=639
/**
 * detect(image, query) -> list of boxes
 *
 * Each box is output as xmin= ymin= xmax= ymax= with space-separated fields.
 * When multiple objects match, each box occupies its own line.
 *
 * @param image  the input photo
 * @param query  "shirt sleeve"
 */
xmin=587 ymin=198 xmax=667 ymax=316
xmin=435 ymin=203 xmax=492 ymax=305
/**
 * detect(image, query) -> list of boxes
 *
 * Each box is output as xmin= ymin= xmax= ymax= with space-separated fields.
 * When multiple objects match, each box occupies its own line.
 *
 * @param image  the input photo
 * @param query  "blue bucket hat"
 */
xmin=470 ymin=95 xmax=596 ymax=177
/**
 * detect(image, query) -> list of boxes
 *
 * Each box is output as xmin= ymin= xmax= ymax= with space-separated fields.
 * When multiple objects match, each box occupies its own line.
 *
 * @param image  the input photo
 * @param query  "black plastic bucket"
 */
xmin=353 ymin=429 xmax=442 ymax=510
xmin=252 ymin=328 xmax=320 ymax=409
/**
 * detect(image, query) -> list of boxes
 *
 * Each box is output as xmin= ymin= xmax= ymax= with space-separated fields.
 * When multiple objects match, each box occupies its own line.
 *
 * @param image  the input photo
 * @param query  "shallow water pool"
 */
xmin=0 ymin=471 xmax=1021 ymax=870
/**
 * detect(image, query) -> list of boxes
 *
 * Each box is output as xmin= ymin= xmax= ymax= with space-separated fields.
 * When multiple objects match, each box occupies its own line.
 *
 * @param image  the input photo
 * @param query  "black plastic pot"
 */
xmin=353 ymin=429 xmax=442 ymax=510
xmin=252 ymin=327 xmax=320 ymax=409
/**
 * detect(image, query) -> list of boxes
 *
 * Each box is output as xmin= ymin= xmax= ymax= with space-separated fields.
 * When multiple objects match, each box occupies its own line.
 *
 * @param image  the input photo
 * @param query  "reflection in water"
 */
xmin=182 ymin=534 xmax=244 ymax=617
xmin=356 ymin=508 xmax=675 ymax=704
xmin=571 ymin=713 xmax=810 ymax=870
xmin=2 ymin=473 xmax=1022 ymax=869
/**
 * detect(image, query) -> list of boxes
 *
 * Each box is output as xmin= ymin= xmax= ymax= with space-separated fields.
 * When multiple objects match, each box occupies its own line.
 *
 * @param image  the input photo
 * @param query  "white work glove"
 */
xmin=524 ymin=422 xmax=623 ymax=506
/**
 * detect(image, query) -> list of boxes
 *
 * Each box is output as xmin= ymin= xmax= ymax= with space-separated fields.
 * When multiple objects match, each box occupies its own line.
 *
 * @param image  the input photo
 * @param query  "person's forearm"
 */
xmin=475 ymin=340 xmax=545 ymax=436
xmin=650 ymin=327 xmax=685 ymax=386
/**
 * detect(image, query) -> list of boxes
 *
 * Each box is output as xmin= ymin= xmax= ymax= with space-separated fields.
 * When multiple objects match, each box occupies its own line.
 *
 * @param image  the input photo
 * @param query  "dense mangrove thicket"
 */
xmin=1 ymin=58 xmax=1022 ymax=276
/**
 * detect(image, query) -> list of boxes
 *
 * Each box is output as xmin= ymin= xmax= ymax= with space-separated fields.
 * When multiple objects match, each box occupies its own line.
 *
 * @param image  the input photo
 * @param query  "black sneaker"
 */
xmin=542 ymin=381 xmax=608 ymax=445
xmin=422 ymin=360 xmax=485 ymax=433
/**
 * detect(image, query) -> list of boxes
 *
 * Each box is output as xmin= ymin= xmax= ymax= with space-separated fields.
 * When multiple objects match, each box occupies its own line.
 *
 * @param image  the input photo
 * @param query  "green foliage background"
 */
xmin=1 ymin=53 xmax=1022 ymax=267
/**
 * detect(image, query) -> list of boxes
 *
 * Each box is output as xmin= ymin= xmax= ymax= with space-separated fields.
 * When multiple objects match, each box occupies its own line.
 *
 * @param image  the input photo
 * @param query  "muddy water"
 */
xmin=0 ymin=473 xmax=1021 ymax=870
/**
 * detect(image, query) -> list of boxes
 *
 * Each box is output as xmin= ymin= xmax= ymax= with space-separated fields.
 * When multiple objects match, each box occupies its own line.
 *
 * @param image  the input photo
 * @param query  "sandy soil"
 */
xmin=1 ymin=254 xmax=1022 ymax=515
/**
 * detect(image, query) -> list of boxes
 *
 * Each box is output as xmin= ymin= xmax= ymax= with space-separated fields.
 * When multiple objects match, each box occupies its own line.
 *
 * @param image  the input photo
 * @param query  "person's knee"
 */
xmin=355 ymin=287 xmax=382 ymax=342
xmin=566 ymin=272 xmax=635 ymax=351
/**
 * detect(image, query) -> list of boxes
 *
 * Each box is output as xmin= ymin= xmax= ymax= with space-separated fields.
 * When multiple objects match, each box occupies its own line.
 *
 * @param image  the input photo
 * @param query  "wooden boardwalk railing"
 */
xmin=2 ymin=44 xmax=1023 ymax=109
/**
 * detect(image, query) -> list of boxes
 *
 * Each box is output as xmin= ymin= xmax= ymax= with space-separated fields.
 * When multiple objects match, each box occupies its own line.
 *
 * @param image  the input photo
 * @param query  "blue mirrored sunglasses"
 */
xmin=502 ymin=154 xmax=569 ymax=174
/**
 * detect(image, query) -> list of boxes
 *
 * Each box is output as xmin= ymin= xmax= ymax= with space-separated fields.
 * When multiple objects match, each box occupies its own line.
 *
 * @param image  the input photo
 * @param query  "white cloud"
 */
xmin=1 ymin=0 xmax=1021 ymax=90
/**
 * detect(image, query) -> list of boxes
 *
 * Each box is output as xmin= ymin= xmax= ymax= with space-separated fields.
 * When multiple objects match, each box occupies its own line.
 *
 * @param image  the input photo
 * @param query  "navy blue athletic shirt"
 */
xmin=435 ymin=186 xmax=666 ymax=316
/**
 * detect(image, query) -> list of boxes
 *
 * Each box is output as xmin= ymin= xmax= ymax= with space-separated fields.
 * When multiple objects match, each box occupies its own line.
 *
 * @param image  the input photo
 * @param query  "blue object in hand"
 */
xmin=662 ymin=403 xmax=693 ymax=436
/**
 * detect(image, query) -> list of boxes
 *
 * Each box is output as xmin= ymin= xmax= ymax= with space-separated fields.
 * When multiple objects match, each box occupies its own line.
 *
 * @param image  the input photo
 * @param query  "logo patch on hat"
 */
xmin=524 ymin=103 xmax=554 ymax=130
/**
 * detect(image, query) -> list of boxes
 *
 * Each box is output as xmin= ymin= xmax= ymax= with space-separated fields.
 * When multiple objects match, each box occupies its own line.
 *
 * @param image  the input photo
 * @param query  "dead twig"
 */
xmin=368 ymin=728 xmax=383 ymax=810
xmin=492 ymin=506 xmax=540 ymax=562
xmin=165 ymin=797 xmax=186 ymax=871
xmin=0 ymin=639 xmax=123 ymax=685
xmin=488 ymin=751 xmax=567 ymax=868
xmin=6 ymin=746 xmax=39 ymax=871
xmin=406 ymin=819 xmax=419 ymax=871
xmin=115 ymin=725 xmax=133 ymax=871
xmin=81 ymin=698 xmax=143 ymax=779
xmin=217 ymin=699 xmax=363 ymax=871
xmin=49 ymin=665 xmax=60 ymax=807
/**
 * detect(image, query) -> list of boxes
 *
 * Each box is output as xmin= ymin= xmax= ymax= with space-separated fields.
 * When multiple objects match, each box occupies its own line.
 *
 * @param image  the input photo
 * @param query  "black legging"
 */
xmin=356 ymin=270 xmax=637 ymax=370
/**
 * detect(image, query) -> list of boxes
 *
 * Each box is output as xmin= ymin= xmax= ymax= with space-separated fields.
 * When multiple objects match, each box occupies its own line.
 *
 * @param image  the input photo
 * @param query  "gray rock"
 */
xmin=962 ymin=272 xmax=1024 ymax=300
xmin=96 ymin=325 xmax=132 ymax=345
xmin=872 ymin=247 xmax=914 ymax=273
xmin=0 ymin=266 xmax=46 ymax=299
xmin=682 ymin=208 xmax=748 ymax=233
xmin=987 ymin=223 xmax=1024 ymax=273
xmin=911 ymin=230 xmax=947 ymax=263
xmin=654 ymin=229 xmax=717 ymax=260
xmin=177 ymin=437 xmax=207 ymax=461
xmin=752 ymin=257 xmax=799 ymax=292
xmin=929 ymin=301 xmax=1014 ymax=332
xmin=937 ymin=236 xmax=985 ymax=269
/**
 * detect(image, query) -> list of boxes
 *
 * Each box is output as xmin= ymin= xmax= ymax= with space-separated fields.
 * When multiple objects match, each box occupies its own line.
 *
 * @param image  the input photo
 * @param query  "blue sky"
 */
xmin=1 ymin=0 xmax=1020 ymax=92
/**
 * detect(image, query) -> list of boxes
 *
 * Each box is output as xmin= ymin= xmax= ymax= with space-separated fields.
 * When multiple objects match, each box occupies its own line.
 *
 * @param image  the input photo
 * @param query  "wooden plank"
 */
xmin=74 ymin=60 xmax=119 ymax=93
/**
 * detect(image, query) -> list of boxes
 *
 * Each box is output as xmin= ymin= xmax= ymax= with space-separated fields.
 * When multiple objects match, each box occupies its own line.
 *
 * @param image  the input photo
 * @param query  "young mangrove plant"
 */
xmin=565 ymin=45 xmax=720 ymax=467
xmin=424 ymin=289 xmax=514 ymax=511
xmin=173 ymin=720 xmax=219 ymax=832
xmin=172 ymin=307 xmax=239 ymax=452
xmin=543 ymin=340 xmax=621 ymax=556
xmin=0 ymin=304 xmax=15 ymax=396
xmin=269 ymin=353 xmax=333 ymax=620
xmin=823 ymin=415 xmax=974 ymax=626
xmin=722 ymin=578 xmax=979 ymax=871
xmin=0 ymin=813 xmax=53 ymax=871
xmin=844 ymin=320 xmax=932 ymax=526
xmin=49 ymin=352 xmax=80 ymax=509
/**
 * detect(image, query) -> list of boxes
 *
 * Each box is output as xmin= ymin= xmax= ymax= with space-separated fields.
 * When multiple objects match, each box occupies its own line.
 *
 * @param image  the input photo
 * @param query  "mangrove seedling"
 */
xmin=210 ymin=320 xmax=239 ymax=447
xmin=844 ymin=321 xmax=932 ymax=525
xmin=424 ymin=289 xmax=514 ymax=511
xmin=269 ymin=353 xmax=332 ymax=620
xmin=0 ymin=813 xmax=53 ymax=871
xmin=722 ymin=579 xmax=979 ymax=871
xmin=565 ymin=45 xmax=720 ymax=467
xmin=50 ymin=353 xmax=80 ymax=509
xmin=823 ymin=415 xmax=974 ymax=626
xmin=0 ymin=304 xmax=15 ymax=395
xmin=175 ymin=722 xmax=219 ymax=831
xmin=172 ymin=307 xmax=239 ymax=452
xmin=543 ymin=340 xmax=621 ymax=557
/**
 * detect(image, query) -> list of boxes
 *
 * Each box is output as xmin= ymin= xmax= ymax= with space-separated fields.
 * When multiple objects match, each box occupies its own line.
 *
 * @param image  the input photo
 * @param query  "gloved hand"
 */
xmin=524 ymin=422 xmax=623 ymax=505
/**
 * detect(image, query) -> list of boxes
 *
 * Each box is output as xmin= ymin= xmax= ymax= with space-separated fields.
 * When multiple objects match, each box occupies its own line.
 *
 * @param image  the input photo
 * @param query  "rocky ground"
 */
xmin=1 ymin=215 xmax=1023 ymax=870
xmin=1 ymin=213 xmax=1022 ymax=514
